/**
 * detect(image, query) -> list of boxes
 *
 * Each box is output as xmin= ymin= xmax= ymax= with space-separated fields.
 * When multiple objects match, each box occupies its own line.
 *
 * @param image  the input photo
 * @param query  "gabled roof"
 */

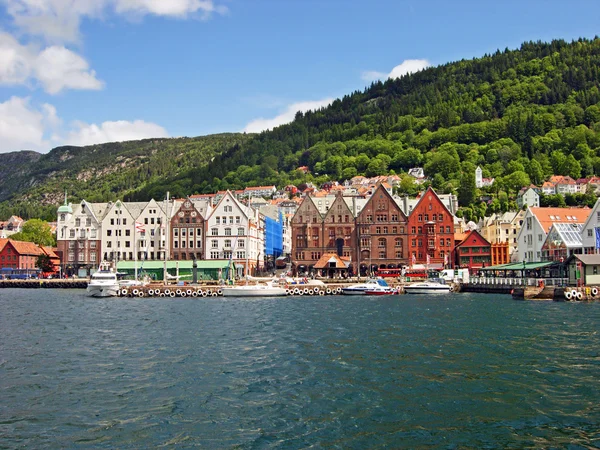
xmin=0 ymin=238 xmax=7 ymax=252
xmin=408 ymin=186 xmax=453 ymax=218
xmin=455 ymin=230 xmax=491 ymax=248
xmin=313 ymin=253 xmax=351 ymax=269
xmin=581 ymin=197 xmax=600 ymax=231
xmin=528 ymin=207 xmax=591 ymax=233
xmin=41 ymin=246 xmax=59 ymax=259
xmin=7 ymin=239 xmax=44 ymax=256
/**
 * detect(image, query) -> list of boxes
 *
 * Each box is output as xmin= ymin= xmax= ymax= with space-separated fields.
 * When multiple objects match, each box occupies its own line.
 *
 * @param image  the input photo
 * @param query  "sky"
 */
xmin=0 ymin=0 xmax=599 ymax=154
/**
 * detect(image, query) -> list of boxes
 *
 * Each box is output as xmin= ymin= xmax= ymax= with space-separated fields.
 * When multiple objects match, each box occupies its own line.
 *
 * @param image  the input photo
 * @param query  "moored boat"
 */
xmin=87 ymin=263 xmax=120 ymax=297
xmin=221 ymin=280 xmax=287 ymax=297
xmin=404 ymin=280 xmax=451 ymax=294
xmin=342 ymin=278 xmax=390 ymax=295
xmin=364 ymin=285 xmax=398 ymax=296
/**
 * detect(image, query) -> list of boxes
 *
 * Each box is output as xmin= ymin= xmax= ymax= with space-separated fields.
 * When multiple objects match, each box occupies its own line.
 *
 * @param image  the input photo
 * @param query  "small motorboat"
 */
xmin=342 ymin=278 xmax=389 ymax=295
xmin=364 ymin=285 xmax=398 ymax=296
xmin=404 ymin=279 xmax=451 ymax=294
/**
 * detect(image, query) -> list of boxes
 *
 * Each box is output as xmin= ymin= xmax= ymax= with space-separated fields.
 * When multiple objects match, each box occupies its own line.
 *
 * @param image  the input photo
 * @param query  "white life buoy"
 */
xmin=170 ymin=291 xmax=176 ymax=298
xmin=576 ymin=291 xmax=583 ymax=300
xmin=217 ymin=289 xmax=223 ymax=296
xmin=565 ymin=291 xmax=573 ymax=300
xmin=138 ymin=291 xmax=144 ymax=298
xmin=212 ymin=291 xmax=218 ymax=297
xmin=592 ymin=287 xmax=598 ymax=297
xmin=326 ymin=288 xmax=331 ymax=294
xmin=121 ymin=289 xmax=128 ymax=296
xmin=319 ymin=290 xmax=325 ymax=296
xmin=132 ymin=289 xmax=139 ymax=296
xmin=192 ymin=290 xmax=198 ymax=297
xmin=148 ymin=289 xmax=154 ymax=296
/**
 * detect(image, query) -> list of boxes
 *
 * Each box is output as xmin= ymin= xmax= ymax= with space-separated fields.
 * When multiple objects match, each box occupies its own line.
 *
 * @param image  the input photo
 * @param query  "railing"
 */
xmin=469 ymin=277 xmax=568 ymax=287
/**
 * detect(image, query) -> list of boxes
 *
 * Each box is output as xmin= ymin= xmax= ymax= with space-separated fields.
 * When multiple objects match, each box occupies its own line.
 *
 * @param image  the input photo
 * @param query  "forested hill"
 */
xmin=134 ymin=37 xmax=600 ymax=217
xmin=0 ymin=134 xmax=249 ymax=221
xmin=3 ymin=37 xmax=600 ymax=221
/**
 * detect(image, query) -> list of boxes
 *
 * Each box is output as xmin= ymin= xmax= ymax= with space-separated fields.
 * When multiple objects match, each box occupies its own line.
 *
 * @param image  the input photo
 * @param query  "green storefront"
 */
xmin=116 ymin=260 xmax=235 ymax=282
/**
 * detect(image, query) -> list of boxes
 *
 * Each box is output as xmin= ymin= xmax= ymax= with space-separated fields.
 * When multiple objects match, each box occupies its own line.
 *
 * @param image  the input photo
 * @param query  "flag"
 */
xmin=444 ymin=254 xmax=448 ymax=266
xmin=426 ymin=254 xmax=430 ymax=265
xmin=135 ymin=221 xmax=145 ymax=232
xmin=595 ymin=227 xmax=600 ymax=250
xmin=411 ymin=254 xmax=416 ymax=266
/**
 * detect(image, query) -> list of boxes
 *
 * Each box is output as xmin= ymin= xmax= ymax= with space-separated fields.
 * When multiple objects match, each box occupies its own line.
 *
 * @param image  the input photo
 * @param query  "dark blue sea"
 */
xmin=1 ymin=289 xmax=599 ymax=449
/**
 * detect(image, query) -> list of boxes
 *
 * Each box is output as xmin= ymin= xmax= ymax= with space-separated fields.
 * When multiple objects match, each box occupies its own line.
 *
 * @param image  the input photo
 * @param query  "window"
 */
xmin=212 ymin=228 xmax=218 ymax=236
xmin=224 ymin=239 xmax=232 ymax=248
xmin=418 ymin=214 xmax=423 ymax=222
xmin=86 ymin=218 xmax=91 ymax=226
xmin=238 ymin=228 xmax=245 ymax=236
xmin=212 ymin=240 xmax=218 ymax=248
xmin=216 ymin=217 xmax=221 ymax=225
xmin=589 ymin=229 xmax=593 ymax=237
xmin=106 ymin=230 xmax=112 ymax=237
xmin=446 ymin=226 xmax=451 ymax=233
xmin=225 ymin=228 xmax=232 ymax=236
xmin=376 ymin=227 xmax=381 ymax=234
xmin=236 ymin=216 xmax=241 ymax=224
xmin=395 ymin=238 xmax=402 ymax=247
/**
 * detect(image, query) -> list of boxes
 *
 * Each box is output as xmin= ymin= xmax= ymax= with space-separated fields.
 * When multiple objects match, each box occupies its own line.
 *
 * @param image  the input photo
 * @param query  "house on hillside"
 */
xmin=517 ymin=186 xmax=540 ymax=209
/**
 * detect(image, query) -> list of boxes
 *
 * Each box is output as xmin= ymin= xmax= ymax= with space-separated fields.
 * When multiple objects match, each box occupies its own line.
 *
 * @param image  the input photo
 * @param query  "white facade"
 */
xmin=205 ymin=191 xmax=264 ymax=277
xmin=517 ymin=209 xmax=548 ymax=262
xmin=581 ymin=198 xmax=600 ymax=254
xmin=517 ymin=188 xmax=540 ymax=208
xmin=100 ymin=201 xmax=136 ymax=262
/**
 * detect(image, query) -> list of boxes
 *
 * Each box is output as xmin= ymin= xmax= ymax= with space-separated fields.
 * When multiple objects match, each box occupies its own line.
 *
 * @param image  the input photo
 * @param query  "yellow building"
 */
xmin=480 ymin=211 xmax=525 ymax=261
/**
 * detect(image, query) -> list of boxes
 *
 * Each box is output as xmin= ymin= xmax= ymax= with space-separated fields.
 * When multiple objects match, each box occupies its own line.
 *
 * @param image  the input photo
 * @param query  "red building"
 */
xmin=355 ymin=183 xmax=408 ymax=276
xmin=405 ymin=187 xmax=455 ymax=268
xmin=453 ymin=230 xmax=492 ymax=272
xmin=291 ymin=192 xmax=356 ymax=275
xmin=0 ymin=239 xmax=44 ymax=270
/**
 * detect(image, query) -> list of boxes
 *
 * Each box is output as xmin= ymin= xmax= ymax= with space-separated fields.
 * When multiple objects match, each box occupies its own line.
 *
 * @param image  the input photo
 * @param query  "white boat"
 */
xmin=87 ymin=264 xmax=120 ymax=297
xmin=364 ymin=285 xmax=398 ymax=296
xmin=221 ymin=281 xmax=287 ymax=297
xmin=404 ymin=280 xmax=451 ymax=294
xmin=342 ymin=278 xmax=390 ymax=295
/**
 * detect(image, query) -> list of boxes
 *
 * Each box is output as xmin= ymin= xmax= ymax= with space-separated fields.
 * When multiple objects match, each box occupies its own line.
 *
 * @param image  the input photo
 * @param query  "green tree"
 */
xmin=458 ymin=171 xmax=477 ymax=206
xmin=10 ymin=219 xmax=55 ymax=246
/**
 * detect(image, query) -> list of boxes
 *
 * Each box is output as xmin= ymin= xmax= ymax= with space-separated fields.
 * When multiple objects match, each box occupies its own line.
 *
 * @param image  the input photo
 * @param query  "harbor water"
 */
xmin=1 ymin=289 xmax=599 ymax=448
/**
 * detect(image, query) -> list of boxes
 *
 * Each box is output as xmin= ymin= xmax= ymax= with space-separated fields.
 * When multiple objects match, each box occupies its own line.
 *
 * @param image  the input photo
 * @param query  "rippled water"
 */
xmin=1 ymin=289 xmax=599 ymax=448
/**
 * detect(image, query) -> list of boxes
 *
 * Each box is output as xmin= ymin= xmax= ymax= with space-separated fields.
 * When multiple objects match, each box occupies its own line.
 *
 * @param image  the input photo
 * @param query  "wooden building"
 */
xmin=453 ymin=230 xmax=492 ymax=272
xmin=405 ymin=187 xmax=455 ymax=269
xmin=355 ymin=184 xmax=408 ymax=276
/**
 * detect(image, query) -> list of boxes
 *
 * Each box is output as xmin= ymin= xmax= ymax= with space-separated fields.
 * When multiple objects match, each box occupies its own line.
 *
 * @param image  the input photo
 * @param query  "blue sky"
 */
xmin=0 ymin=0 xmax=599 ymax=153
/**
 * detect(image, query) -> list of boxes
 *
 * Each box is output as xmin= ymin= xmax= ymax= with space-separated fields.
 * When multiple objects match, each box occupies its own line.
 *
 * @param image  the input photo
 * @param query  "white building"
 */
xmin=205 ymin=190 xmax=264 ymax=278
xmin=581 ymin=198 xmax=600 ymax=254
xmin=517 ymin=187 xmax=540 ymax=208
xmin=517 ymin=207 xmax=591 ymax=262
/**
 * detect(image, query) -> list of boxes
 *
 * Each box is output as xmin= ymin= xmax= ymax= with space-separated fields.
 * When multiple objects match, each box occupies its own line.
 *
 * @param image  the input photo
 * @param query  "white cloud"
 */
xmin=34 ymin=46 xmax=104 ymax=94
xmin=361 ymin=59 xmax=431 ymax=82
xmin=66 ymin=119 xmax=169 ymax=146
xmin=243 ymin=98 xmax=334 ymax=133
xmin=0 ymin=32 xmax=104 ymax=93
xmin=0 ymin=96 xmax=168 ymax=153
xmin=0 ymin=96 xmax=55 ymax=152
xmin=2 ymin=0 xmax=226 ymax=43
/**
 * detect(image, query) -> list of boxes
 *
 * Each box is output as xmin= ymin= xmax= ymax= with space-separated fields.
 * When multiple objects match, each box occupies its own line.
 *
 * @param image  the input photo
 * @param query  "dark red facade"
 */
xmin=405 ymin=187 xmax=455 ymax=268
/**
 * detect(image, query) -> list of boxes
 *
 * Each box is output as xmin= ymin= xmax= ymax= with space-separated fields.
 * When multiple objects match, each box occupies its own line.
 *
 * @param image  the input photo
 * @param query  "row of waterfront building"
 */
xmin=5 ymin=176 xmax=600 ymax=277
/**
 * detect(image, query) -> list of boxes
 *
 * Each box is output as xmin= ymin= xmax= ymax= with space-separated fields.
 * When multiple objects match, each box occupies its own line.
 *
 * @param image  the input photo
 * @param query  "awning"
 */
xmin=478 ymin=262 xmax=555 ymax=271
